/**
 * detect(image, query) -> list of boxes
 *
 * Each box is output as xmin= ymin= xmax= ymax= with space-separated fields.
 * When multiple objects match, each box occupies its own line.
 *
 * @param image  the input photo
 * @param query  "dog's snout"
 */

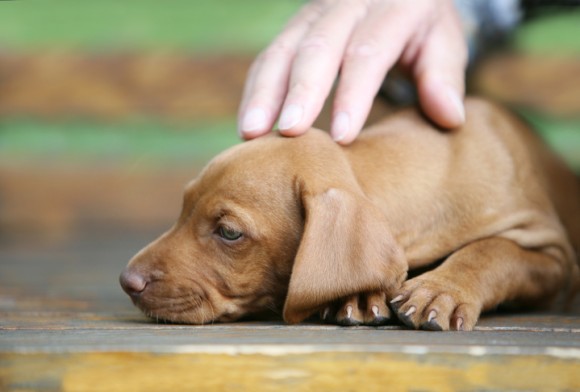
xmin=119 ymin=269 xmax=147 ymax=297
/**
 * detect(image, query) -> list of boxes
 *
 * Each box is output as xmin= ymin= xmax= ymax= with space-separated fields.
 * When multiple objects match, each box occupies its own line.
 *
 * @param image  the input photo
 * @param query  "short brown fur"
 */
xmin=121 ymin=98 xmax=579 ymax=330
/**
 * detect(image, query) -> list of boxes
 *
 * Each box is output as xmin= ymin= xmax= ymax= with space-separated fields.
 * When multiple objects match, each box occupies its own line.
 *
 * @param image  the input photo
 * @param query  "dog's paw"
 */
xmin=390 ymin=276 xmax=482 ymax=331
xmin=320 ymin=291 xmax=394 ymax=326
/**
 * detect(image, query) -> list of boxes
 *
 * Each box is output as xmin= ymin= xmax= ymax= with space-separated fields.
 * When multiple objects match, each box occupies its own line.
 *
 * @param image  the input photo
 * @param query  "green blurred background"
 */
xmin=0 ymin=0 xmax=300 ymax=166
xmin=0 ymin=1 xmax=578 ymax=243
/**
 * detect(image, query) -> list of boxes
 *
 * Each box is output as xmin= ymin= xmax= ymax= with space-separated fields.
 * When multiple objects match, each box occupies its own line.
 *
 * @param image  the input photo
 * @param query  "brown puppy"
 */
xmin=120 ymin=98 xmax=580 ymax=331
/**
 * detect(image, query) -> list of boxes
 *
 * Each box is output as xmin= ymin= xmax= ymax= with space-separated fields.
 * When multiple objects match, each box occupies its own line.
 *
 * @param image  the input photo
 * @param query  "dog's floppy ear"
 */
xmin=282 ymin=185 xmax=407 ymax=324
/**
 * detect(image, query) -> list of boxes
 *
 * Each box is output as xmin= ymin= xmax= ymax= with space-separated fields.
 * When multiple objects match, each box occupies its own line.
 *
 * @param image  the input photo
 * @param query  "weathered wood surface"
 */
xmin=1 ymin=228 xmax=579 ymax=391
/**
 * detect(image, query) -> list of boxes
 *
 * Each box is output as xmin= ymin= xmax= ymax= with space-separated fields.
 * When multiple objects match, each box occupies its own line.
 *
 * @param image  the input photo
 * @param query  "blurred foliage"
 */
xmin=0 ymin=0 xmax=301 ymax=52
xmin=0 ymin=1 xmax=302 ymax=165
xmin=515 ymin=10 xmax=580 ymax=54
xmin=519 ymin=110 xmax=580 ymax=170
xmin=0 ymin=2 xmax=578 ymax=170
xmin=0 ymin=120 xmax=240 ymax=166
xmin=510 ymin=11 xmax=580 ymax=171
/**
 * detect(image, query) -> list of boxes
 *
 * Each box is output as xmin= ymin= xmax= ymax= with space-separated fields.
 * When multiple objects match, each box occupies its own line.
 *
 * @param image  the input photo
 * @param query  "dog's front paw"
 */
xmin=320 ymin=291 xmax=395 ymax=326
xmin=390 ymin=276 xmax=482 ymax=331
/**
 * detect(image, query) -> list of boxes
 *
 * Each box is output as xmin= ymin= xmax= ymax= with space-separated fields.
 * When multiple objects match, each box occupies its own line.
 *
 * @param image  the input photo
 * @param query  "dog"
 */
xmin=120 ymin=98 xmax=580 ymax=331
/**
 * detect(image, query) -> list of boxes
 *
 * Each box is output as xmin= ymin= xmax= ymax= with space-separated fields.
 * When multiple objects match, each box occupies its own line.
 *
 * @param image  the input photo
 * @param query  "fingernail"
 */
xmin=331 ymin=111 xmax=350 ymax=142
xmin=390 ymin=295 xmax=404 ymax=304
xmin=371 ymin=305 xmax=379 ymax=317
xmin=447 ymin=88 xmax=465 ymax=124
xmin=240 ymin=107 xmax=267 ymax=135
xmin=346 ymin=305 xmax=353 ymax=319
xmin=456 ymin=317 xmax=464 ymax=331
xmin=322 ymin=307 xmax=330 ymax=320
xmin=278 ymin=104 xmax=303 ymax=130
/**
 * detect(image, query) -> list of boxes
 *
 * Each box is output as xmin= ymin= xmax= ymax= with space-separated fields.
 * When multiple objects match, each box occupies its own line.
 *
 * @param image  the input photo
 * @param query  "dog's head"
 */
xmin=120 ymin=130 xmax=406 ymax=324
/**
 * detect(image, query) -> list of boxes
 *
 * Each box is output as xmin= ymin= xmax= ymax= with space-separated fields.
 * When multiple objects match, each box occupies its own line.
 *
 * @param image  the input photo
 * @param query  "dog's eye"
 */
xmin=218 ymin=226 xmax=243 ymax=241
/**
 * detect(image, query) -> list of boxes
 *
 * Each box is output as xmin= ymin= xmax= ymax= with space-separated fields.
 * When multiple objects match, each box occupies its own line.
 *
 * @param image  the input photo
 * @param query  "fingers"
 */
xmin=414 ymin=4 xmax=467 ymax=129
xmin=240 ymin=1 xmax=369 ymax=139
xmin=239 ymin=0 xmax=468 ymax=143
xmin=331 ymin=3 xmax=422 ymax=144
xmin=332 ymin=0 xmax=467 ymax=143
xmin=417 ymin=71 xmax=466 ymax=129
xmin=238 ymin=2 xmax=326 ymax=139
xmin=276 ymin=1 xmax=366 ymax=137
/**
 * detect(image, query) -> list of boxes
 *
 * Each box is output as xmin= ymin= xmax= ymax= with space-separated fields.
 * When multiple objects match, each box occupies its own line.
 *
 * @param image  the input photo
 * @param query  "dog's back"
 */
xmin=518 ymin=116 xmax=580 ymax=265
xmin=517 ymin=109 xmax=580 ymax=302
xmin=121 ymin=97 xmax=579 ymax=328
xmin=348 ymin=98 xmax=579 ymax=276
xmin=490 ymin=102 xmax=580 ymax=301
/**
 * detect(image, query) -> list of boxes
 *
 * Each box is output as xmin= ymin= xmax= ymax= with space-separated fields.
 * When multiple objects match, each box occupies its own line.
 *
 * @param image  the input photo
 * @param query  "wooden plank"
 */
xmin=2 ymin=321 xmax=580 ymax=354
xmin=1 ymin=228 xmax=579 ymax=391
xmin=1 ymin=350 xmax=579 ymax=392
xmin=2 ymin=315 xmax=579 ymax=390
xmin=2 ymin=310 xmax=579 ymax=333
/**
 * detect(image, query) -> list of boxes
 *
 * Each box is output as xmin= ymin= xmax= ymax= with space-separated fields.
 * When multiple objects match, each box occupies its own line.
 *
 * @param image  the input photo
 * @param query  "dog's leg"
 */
xmin=390 ymin=237 xmax=566 ymax=331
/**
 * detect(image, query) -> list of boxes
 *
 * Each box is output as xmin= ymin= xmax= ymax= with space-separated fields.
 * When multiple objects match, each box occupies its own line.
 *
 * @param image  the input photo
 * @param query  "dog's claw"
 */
xmin=335 ymin=299 xmax=362 ymax=326
xmin=421 ymin=310 xmax=443 ymax=331
xmin=391 ymin=277 xmax=481 ymax=331
xmin=321 ymin=307 xmax=330 ymax=321
xmin=331 ymin=291 xmax=395 ymax=326
xmin=427 ymin=309 xmax=437 ymax=322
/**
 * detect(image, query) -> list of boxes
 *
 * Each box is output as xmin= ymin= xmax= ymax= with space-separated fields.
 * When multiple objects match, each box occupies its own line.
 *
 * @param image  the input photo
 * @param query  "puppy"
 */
xmin=120 ymin=98 xmax=580 ymax=331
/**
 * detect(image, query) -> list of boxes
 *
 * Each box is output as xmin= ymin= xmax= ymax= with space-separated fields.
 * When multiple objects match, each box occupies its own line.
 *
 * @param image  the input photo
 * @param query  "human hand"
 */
xmin=238 ymin=0 xmax=467 ymax=144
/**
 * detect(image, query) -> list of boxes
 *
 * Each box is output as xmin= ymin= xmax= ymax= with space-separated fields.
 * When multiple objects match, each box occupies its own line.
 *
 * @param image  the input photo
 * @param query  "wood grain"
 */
xmin=1 ymin=224 xmax=579 ymax=392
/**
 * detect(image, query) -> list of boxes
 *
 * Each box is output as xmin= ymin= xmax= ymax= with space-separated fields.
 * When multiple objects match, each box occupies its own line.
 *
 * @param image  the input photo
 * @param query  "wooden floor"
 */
xmin=1 ymin=227 xmax=579 ymax=391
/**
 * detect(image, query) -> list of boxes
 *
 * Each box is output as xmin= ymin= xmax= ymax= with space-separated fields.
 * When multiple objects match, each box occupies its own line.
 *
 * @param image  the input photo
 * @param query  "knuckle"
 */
xmin=288 ymin=80 xmax=319 ymax=97
xmin=246 ymin=85 xmax=269 ymax=101
xmin=300 ymin=0 xmax=328 ymax=22
xmin=345 ymin=38 xmax=380 ymax=60
xmin=247 ymin=84 xmax=284 ymax=107
xmin=344 ymin=0 xmax=373 ymax=14
xmin=298 ymin=33 xmax=333 ymax=52
xmin=260 ymin=39 xmax=296 ymax=62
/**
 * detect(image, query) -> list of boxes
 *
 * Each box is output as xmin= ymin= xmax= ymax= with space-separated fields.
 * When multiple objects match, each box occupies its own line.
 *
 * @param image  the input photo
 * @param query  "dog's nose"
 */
xmin=119 ymin=269 xmax=147 ymax=297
